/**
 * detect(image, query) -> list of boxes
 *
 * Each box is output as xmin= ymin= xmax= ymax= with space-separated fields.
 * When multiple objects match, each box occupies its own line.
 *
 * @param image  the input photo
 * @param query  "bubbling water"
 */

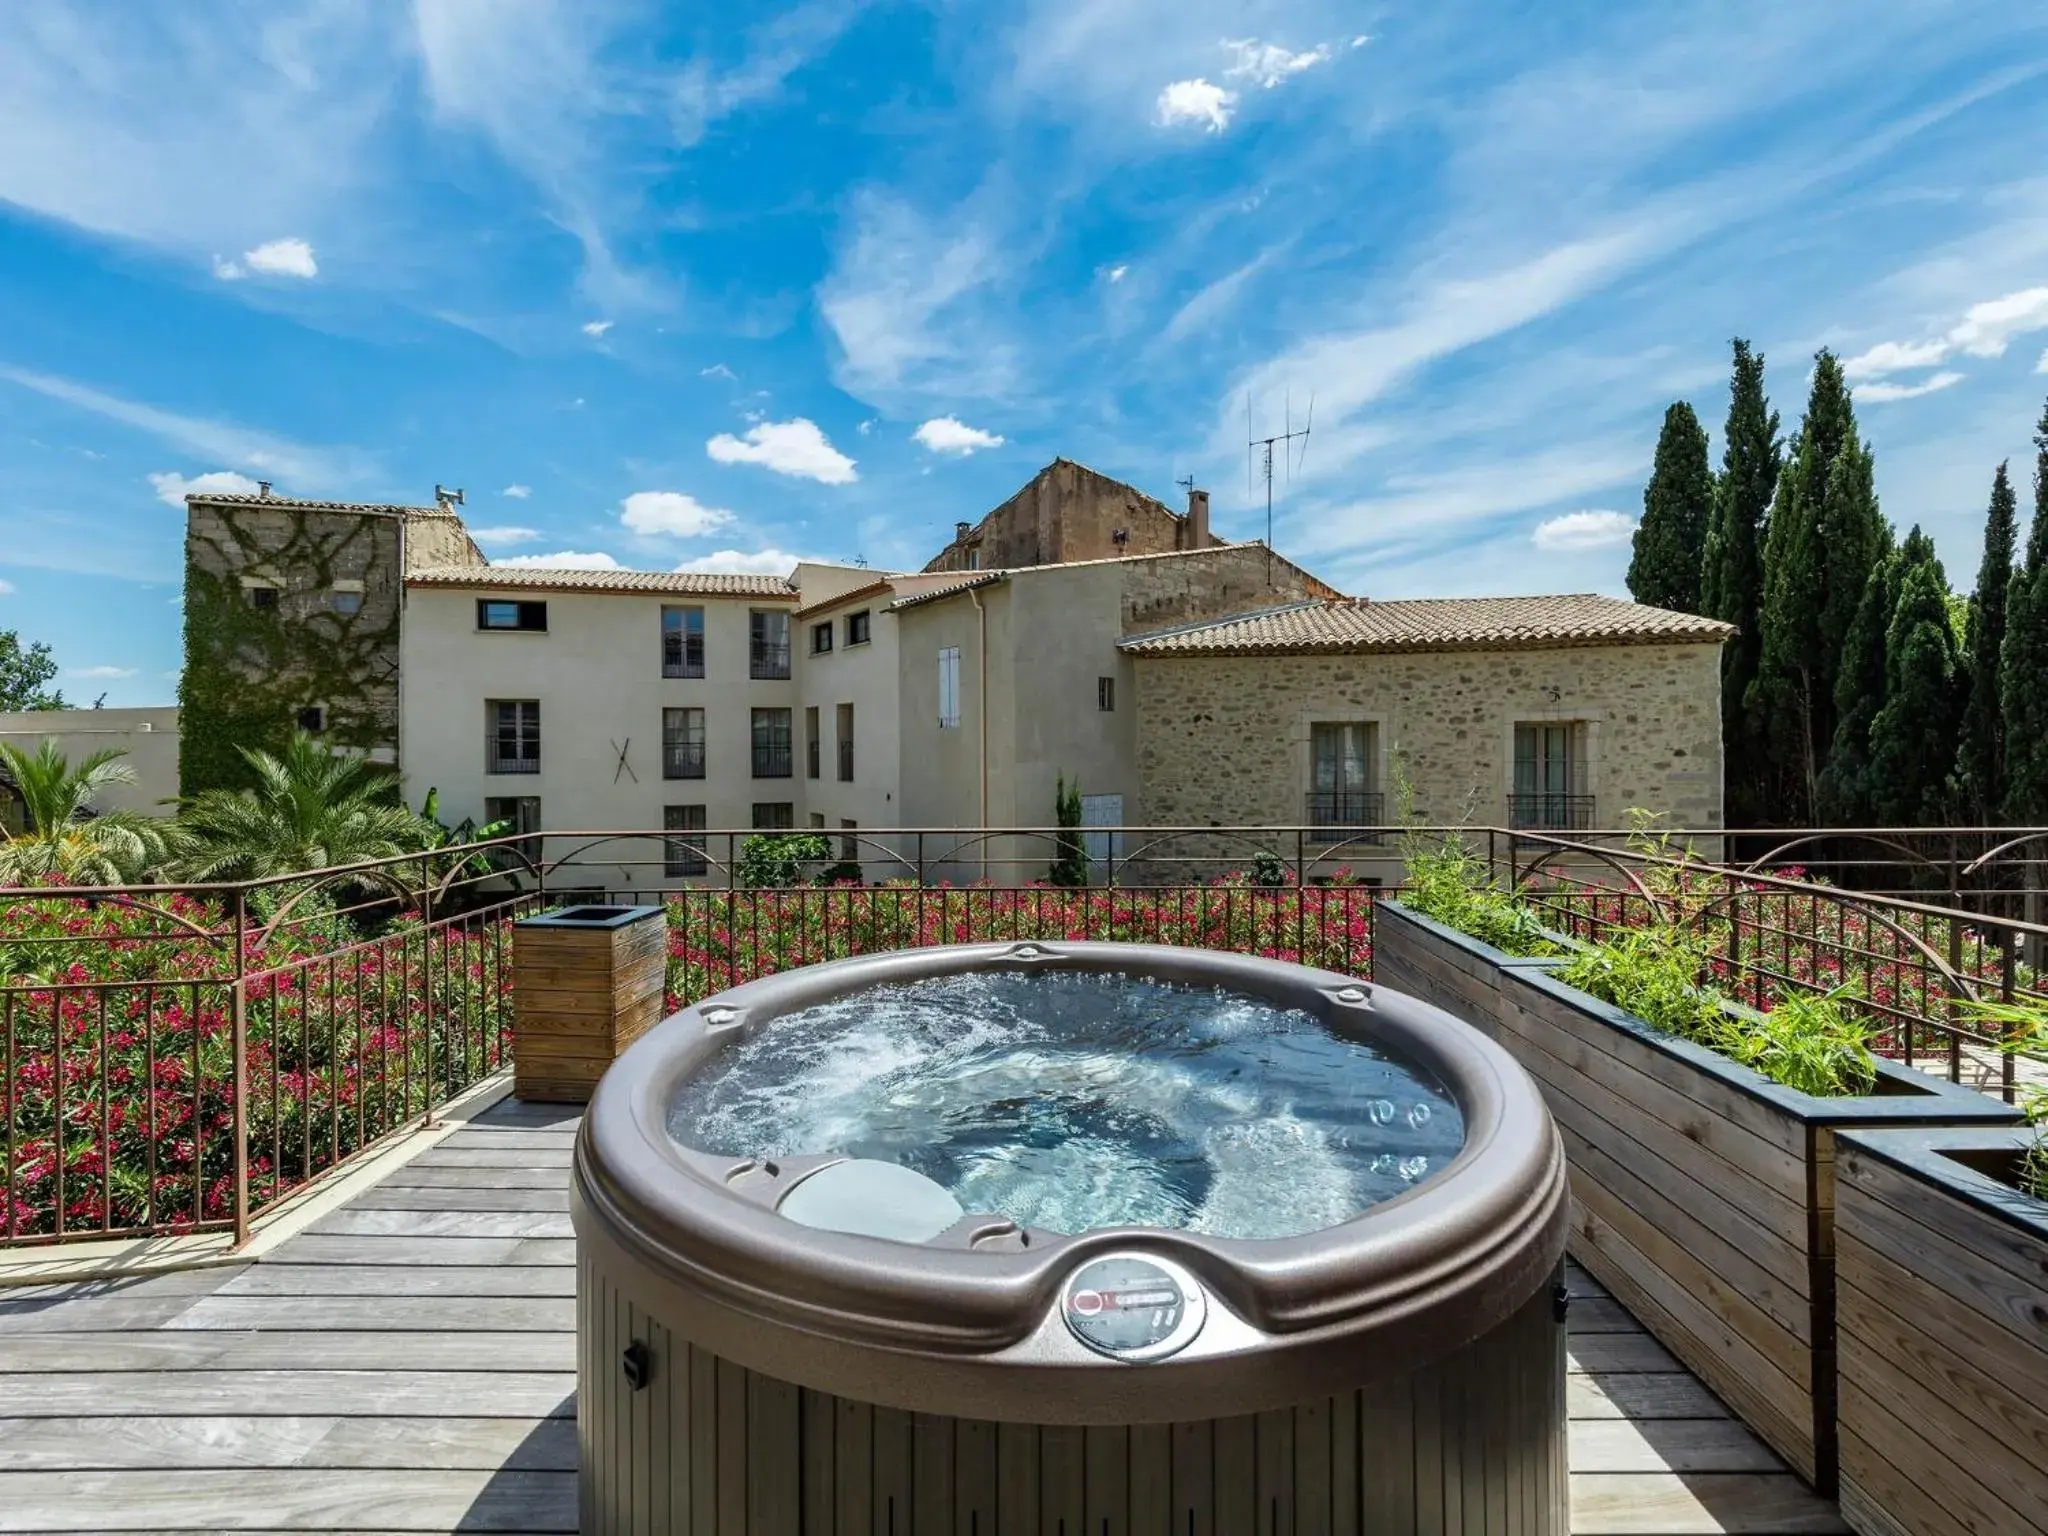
xmin=666 ymin=970 xmax=1465 ymax=1240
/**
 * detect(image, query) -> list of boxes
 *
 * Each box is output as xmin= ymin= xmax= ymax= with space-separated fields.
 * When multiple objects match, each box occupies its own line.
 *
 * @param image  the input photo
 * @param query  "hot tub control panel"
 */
xmin=1060 ymin=1252 xmax=1207 ymax=1363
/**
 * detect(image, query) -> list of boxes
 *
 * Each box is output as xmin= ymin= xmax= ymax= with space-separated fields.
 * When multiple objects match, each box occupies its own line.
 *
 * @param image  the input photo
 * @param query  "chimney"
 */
xmin=1186 ymin=487 xmax=1211 ymax=548
xmin=954 ymin=520 xmax=971 ymax=543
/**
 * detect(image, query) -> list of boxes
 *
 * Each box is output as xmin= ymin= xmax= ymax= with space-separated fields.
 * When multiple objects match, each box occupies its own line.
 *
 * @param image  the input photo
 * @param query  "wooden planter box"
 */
xmin=1488 ymin=963 xmax=2019 ymax=1491
xmin=512 ymin=904 xmax=668 ymax=1103
xmin=1833 ymin=1126 xmax=2048 ymax=1536
xmin=1373 ymin=900 xmax=1563 ymax=1039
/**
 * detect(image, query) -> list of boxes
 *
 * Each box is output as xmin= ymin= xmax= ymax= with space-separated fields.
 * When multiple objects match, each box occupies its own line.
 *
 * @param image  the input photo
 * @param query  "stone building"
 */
xmin=179 ymin=488 xmax=482 ymax=794
xmin=923 ymin=459 xmax=1222 ymax=573
xmin=1122 ymin=594 xmax=1733 ymax=876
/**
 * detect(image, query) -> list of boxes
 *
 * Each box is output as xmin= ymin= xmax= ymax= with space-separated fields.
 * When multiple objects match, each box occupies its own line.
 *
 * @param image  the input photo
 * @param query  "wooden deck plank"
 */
xmin=0 ymin=1330 xmax=574 ymax=1373
xmin=216 ymin=1264 xmax=575 ymax=1298
xmin=347 ymin=1186 xmax=572 ymax=1213
xmin=1569 ymin=1420 xmax=1784 ymax=1474
xmin=304 ymin=1210 xmax=573 ymax=1239
xmin=166 ymin=1294 xmax=574 ymax=1332
xmin=0 ymin=1468 xmax=577 ymax=1532
xmin=1569 ymin=1373 xmax=1735 ymax=1421
xmin=262 ymin=1236 xmax=574 ymax=1266
xmin=0 ymin=1416 xmax=577 ymax=1471
xmin=0 ymin=1370 xmax=576 ymax=1418
xmin=1569 ymin=1473 xmax=1847 ymax=1533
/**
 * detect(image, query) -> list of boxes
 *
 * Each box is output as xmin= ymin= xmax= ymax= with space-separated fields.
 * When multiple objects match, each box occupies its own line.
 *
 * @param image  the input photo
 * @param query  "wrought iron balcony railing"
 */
xmin=485 ymin=738 xmax=540 ymax=775
xmin=1305 ymin=791 xmax=1386 ymax=843
xmin=837 ymin=739 xmax=855 ymax=782
xmin=662 ymin=741 xmax=706 ymax=779
xmin=750 ymin=642 xmax=791 ymax=680
xmin=1508 ymin=793 xmax=1596 ymax=830
xmin=752 ymin=746 xmax=793 ymax=779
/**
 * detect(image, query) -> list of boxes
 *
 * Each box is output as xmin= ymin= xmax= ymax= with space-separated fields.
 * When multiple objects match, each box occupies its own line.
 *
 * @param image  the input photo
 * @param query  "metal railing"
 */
xmin=661 ymin=740 xmax=706 ymax=779
xmin=838 ymin=739 xmax=855 ymax=783
xmin=806 ymin=738 xmax=820 ymax=779
xmin=1508 ymin=793 xmax=1595 ymax=830
xmin=8 ymin=820 xmax=2047 ymax=1248
xmin=752 ymin=747 xmax=793 ymax=778
xmin=1306 ymin=791 xmax=1385 ymax=843
xmin=749 ymin=642 xmax=791 ymax=680
xmin=661 ymin=639 xmax=705 ymax=679
xmin=485 ymin=738 xmax=540 ymax=775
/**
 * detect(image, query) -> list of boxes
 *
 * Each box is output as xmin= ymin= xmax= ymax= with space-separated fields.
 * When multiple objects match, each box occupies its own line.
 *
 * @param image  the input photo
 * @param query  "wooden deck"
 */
xmin=0 ymin=1099 xmax=1846 ymax=1534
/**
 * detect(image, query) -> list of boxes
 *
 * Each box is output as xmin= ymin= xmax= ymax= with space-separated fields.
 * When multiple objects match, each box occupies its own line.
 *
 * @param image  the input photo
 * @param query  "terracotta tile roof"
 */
xmin=1118 ymin=595 xmax=1736 ymax=656
xmin=185 ymin=493 xmax=468 ymax=520
xmin=888 ymin=571 xmax=1006 ymax=610
xmin=406 ymin=565 xmax=796 ymax=597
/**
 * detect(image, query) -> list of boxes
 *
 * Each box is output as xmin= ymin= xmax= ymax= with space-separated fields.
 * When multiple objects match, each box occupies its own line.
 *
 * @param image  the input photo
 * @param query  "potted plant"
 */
xmin=1832 ymin=999 xmax=2048 ymax=1536
xmin=1379 ymin=827 xmax=2022 ymax=1492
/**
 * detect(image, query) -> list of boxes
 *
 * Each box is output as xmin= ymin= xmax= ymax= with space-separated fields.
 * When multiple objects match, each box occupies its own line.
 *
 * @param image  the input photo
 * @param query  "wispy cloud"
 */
xmin=69 ymin=665 xmax=138 ymax=680
xmin=619 ymin=491 xmax=735 ymax=537
xmin=2 ymin=366 xmax=354 ymax=484
xmin=469 ymin=526 xmax=542 ymax=547
xmin=1155 ymin=79 xmax=1234 ymax=132
xmin=912 ymin=417 xmax=1005 ymax=455
xmin=581 ymin=319 xmax=614 ymax=337
xmin=501 ymin=484 xmax=532 ymax=499
xmin=700 ymin=363 xmax=737 ymax=380
xmin=674 ymin=548 xmax=802 ymax=576
xmin=0 ymin=578 xmax=14 ymax=596
xmin=669 ymin=2 xmax=860 ymax=146
xmin=707 ymin=418 xmax=857 ymax=483
xmin=496 ymin=550 xmax=621 ymax=570
xmin=146 ymin=469 xmax=261 ymax=507
xmin=213 ymin=237 xmax=318 ymax=281
xmin=1533 ymin=509 xmax=1635 ymax=551
xmin=1223 ymin=40 xmax=1332 ymax=90
xmin=1855 ymin=370 xmax=1965 ymax=403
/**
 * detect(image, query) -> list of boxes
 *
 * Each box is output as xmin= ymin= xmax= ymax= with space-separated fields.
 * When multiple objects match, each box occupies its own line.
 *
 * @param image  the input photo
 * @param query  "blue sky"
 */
xmin=4 ymin=1 xmax=2048 ymax=708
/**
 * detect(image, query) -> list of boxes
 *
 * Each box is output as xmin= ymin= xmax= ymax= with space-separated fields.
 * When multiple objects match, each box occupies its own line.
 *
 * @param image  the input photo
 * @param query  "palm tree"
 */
xmin=0 ymin=740 xmax=172 ymax=886
xmin=170 ymin=733 xmax=426 ymax=883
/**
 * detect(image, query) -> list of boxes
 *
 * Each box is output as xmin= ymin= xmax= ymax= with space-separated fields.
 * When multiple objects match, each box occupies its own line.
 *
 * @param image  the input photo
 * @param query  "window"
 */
xmin=805 ymin=706 xmax=821 ymax=778
xmin=750 ymin=609 xmax=791 ymax=679
xmin=663 ymin=805 xmax=707 ymax=878
xmin=1097 ymin=676 xmax=1116 ymax=712
xmin=938 ymin=646 xmax=961 ymax=728
xmin=487 ymin=700 xmax=541 ymax=773
xmin=249 ymin=585 xmax=278 ymax=610
xmin=846 ymin=610 xmax=871 ymax=646
xmin=661 ymin=606 xmax=705 ymax=678
xmin=809 ymin=812 xmax=827 ymax=829
xmin=478 ymin=599 xmax=547 ymax=632
xmin=839 ymin=818 xmax=859 ymax=863
xmin=485 ymin=796 xmax=542 ymax=868
xmin=662 ymin=707 xmax=705 ymax=779
xmin=331 ymin=589 xmax=363 ymax=616
xmin=836 ymin=703 xmax=855 ymax=782
xmin=1308 ymin=722 xmax=1381 ymax=841
xmin=296 ymin=705 xmax=326 ymax=734
xmin=810 ymin=621 xmax=834 ymax=655
xmin=1080 ymin=794 xmax=1124 ymax=868
xmin=751 ymin=707 xmax=793 ymax=777
xmin=1511 ymin=723 xmax=1591 ymax=829
xmin=965 ymin=549 xmax=981 ymax=570
xmin=752 ymin=802 xmax=795 ymax=830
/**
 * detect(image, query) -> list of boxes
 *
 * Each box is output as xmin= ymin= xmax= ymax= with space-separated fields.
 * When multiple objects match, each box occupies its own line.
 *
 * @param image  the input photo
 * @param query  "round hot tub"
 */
xmin=574 ymin=941 xmax=1569 ymax=1535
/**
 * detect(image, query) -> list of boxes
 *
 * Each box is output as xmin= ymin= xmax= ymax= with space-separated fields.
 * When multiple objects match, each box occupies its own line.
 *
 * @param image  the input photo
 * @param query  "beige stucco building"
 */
xmin=0 ymin=707 xmax=182 ymax=832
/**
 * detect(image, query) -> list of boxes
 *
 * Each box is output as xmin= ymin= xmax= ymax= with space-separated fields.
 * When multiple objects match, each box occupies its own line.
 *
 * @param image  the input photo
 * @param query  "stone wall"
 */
xmin=1132 ymin=641 xmax=1725 ymax=834
xmin=1117 ymin=545 xmax=1332 ymax=634
xmin=924 ymin=459 xmax=1217 ymax=573
xmin=179 ymin=501 xmax=407 ymax=793
xmin=402 ymin=510 xmax=486 ymax=570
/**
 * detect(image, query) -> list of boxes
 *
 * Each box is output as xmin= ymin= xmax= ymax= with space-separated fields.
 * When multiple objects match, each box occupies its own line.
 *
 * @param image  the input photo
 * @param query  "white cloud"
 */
xmin=0 ymin=578 xmax=14 ymax=596
xmin=245 ymin=237 xmax=318 ymax=278
xmin=468 ymin=526 xmax=542 ymax=547
xmin=1948 ymin=286 xmax=2048 ymax=358
xmin=1533 ymin=510 xmax=1636 ymax=551
xmin=620 ymin=491 xmax=735 ymax=537
xmin=1223 ymin=39 xmax=1332 ymax=90
xmin=1156 ymin=79 xmax=1235 ymax=132
xmin=501 ymin=484 xmax=532 ymax=498
xmin=1854 ymin=370 xmax=1965 ymax=403
xmin=496 ymin=550 xmax=622 ymax=570
xmin=2037 ymin=348 xmax=2048 ymax=375
xmin=581 ymin=319 xmax=614 ymax=337
xmin=69 ymin=665 xmax=137 ymax=679
xmin=1105 ymin=264 xmax=1129 ymax=283
xmin=706 ymin=418 xmax=857 ymax=484
xmin=2 ymin=366 xmax=349 ymax=483
xmin=673 ymin=548 xmax=801 ymax=577
xmin=855 ymin=418 xmax=876 ymax=436
xmin=912 ymin=417 xmax=1006 ymax=455
xmin=700 ymin=363 xmax=737 ymax=380
xmin=146 ymin=469 xmax=262 ymax=508
xmin=1842 ymin=339 xmax=1950 ymax=381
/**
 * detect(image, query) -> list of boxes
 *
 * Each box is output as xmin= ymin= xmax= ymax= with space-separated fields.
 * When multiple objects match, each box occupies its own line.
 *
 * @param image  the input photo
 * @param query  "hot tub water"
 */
xmin=667 ymin=969 xmax=1464 ymax=1239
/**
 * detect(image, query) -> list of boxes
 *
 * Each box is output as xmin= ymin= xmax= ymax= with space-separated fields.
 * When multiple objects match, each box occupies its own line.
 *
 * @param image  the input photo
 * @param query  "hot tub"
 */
xmin=574 ymin=941 xmax=1569 ymax=1534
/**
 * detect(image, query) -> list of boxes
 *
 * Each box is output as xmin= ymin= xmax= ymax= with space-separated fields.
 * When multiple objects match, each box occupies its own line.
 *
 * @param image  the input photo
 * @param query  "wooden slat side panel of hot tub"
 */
xmin=1834 ymin=1140 xmax=2048 ymax=1536
xmin=577 ymin=1261 xmax=1567 ymax=1534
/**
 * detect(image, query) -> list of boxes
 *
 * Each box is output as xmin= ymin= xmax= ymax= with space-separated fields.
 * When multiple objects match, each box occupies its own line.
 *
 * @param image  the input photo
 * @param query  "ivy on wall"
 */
xmin=178 ymin=507 xmax=405 ymax=796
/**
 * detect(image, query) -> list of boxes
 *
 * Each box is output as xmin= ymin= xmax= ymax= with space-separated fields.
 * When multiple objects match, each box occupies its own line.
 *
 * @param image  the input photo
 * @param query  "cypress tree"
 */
xmin=1629 ymin=401 xmax=1713 ymax=613
xmin=1958 ymin=462 xmax=2018 ymax=820
xmin=2003 ymin=399 xmax=2048 ymax=823
xmin=1868 ymin=528 xmax=1962 ymax=824
xmin=1749 ymin=351 xmax=1883 ymax=822
xmin=1701 ymin=340 xmax=1780 ymax=826
xmin=1817 ymin=548 xmax=1900 ymax=826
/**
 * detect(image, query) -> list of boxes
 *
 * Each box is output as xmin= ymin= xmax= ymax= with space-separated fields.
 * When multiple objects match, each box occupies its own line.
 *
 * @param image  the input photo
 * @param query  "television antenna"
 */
xmin=1246 ymin=390 xmax=1312 ymax=582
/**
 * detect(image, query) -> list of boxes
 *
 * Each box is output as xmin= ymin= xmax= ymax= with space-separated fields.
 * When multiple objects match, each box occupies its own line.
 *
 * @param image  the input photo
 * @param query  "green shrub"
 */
xmin=1955 ymin=997 xmax=2048 ymax=1200
xmin=1400 ymin=832 xmax=1560 ymax=958
xmin=735 ymin=832 xmax=832 ymax=888
xmin=1705 ymin=989 xmax=1876 ymax=1098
